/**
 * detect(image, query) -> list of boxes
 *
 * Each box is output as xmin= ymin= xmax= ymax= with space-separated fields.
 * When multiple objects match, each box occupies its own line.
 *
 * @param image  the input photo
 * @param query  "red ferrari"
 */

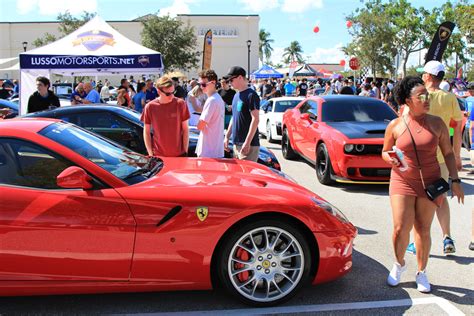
xmin=0 ymin=118 xmax=356 ymax=306
xmin=282 ymin=95 xmax=398 ymax=185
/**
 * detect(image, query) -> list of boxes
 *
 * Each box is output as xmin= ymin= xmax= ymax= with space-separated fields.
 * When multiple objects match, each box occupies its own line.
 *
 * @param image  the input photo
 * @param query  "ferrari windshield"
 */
xmin=322 ymin=98 xmax=397 ymax=122
xmin=39 ymin=122 xmax=161 ymax=184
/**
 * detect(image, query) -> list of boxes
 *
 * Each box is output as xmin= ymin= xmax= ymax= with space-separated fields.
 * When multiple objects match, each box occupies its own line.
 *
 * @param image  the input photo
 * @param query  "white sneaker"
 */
xmin=387 ymin=262 xmax=407 ymax=286
xmin=416 ymin=270 xmax=431 ymax=293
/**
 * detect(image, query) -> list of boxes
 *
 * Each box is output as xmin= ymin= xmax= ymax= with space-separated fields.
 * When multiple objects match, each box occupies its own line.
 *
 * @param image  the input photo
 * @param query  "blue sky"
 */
xmin=1 ymin=0 xmax=450 ymax=66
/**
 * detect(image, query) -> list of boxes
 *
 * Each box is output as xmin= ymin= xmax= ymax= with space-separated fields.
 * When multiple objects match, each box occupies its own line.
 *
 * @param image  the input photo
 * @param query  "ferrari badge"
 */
xmin=196 ymin=207 xmax=208 ymax=222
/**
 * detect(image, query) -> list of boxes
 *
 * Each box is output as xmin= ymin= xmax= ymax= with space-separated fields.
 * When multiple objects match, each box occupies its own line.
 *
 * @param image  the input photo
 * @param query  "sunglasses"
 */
xmin=198 ymin=81 xmax=214 ymax=88
xmin=228 ymin=76 xmax=238 ymax=82
xmin=159 ymin=88 xmax=175 ymax=96
xmin=413 ymin=93 xmax=430 ymax=102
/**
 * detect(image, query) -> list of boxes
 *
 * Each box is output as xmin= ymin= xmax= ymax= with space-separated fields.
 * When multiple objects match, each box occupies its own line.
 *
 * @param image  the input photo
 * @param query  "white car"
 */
xmin=259 ymin=96 xmax=304 ymax=142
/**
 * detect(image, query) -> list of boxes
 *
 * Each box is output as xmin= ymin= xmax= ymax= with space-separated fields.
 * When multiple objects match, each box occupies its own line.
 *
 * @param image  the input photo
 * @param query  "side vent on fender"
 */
xmin=157 ymin=206 xmax=182 ymax=227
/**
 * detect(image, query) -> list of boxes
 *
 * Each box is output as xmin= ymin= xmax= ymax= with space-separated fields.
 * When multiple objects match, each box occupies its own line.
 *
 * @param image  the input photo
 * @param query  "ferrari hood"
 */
xmin=325 ymin=121 xmax=388 ymax=139
xmin=139 ymin=157 xmax=292 ymax=188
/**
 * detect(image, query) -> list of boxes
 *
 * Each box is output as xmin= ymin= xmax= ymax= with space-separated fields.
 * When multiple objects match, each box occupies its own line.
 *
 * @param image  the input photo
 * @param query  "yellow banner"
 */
xmin=202 ymin=29 xmax=212 ymax=70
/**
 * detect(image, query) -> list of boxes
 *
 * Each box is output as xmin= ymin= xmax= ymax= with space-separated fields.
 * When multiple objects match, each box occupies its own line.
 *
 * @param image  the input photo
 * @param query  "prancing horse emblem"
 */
xmin=196 ymin=207 xmax=208 ymax=222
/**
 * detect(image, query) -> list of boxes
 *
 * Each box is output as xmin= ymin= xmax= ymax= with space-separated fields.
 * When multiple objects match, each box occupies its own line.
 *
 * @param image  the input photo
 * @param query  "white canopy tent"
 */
xmin=19 ymin=15 xmax=163 ymax=114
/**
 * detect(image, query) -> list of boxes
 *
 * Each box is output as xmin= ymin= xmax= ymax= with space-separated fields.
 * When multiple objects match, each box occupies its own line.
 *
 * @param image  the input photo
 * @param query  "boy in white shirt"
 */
xmin=196 ymin=70 xmax=225 ymax=158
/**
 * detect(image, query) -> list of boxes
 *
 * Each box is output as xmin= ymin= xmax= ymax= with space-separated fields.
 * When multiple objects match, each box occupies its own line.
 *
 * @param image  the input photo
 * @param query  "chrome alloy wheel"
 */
xmin=227 ymin=226 xmax=304 ymax=303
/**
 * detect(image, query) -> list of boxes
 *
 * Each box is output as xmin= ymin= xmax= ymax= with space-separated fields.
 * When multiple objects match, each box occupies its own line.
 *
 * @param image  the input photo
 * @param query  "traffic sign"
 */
xmin=349 ymin=57 xmax=360 ymax=70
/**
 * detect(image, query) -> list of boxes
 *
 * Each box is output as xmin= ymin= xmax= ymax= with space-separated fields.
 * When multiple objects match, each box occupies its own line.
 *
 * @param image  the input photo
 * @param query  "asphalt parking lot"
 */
xmin=1 ymin=139 xmax=473 ymax=315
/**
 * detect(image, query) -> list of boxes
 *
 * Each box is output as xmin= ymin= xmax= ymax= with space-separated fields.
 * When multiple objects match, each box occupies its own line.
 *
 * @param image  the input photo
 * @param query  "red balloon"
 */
xmin=340 ymin=60 xmax=346 ymax=66
xmin=313 ymin=26 xmax=320 ymax=33
xmin=346 ymin=21 xmax=352 ymax=28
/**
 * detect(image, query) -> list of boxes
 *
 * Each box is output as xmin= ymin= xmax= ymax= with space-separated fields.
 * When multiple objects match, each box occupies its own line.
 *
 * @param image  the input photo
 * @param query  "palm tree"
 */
xmin=282 ymin=41 xmax=305 ymax=64
xmin=259 ymin=29 xmax=274 ymax=65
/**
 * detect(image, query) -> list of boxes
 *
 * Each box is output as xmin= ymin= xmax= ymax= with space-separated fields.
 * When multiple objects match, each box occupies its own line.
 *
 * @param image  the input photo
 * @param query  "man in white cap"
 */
xmin=405 ymin=60 xmax=463 ymax=255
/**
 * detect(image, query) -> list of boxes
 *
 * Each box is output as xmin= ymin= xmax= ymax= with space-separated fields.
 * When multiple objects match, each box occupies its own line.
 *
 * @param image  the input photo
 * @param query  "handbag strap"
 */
xmin=402 ymin=115 xmax=426 ymax=189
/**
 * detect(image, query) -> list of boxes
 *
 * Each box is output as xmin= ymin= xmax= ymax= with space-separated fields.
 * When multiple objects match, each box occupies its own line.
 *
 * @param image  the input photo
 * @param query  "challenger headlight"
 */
xmin=355 ymin=144 xmax=365 ymax=152
xmin=311 ymin=197 xmax=349 ymax=223
xmin=271 ymin=168 xmax=297 ymax=183
xmin=344 ymin=144 xmax=354 ymax=153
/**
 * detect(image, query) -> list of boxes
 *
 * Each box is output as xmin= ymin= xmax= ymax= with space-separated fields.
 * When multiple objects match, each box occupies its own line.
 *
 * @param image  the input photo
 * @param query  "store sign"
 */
xmin=198 ymin=27 xmax=238 ymax=38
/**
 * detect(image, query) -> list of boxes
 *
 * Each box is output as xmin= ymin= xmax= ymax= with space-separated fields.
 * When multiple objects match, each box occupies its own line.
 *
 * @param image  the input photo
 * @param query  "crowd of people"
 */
xmin=0 ymin=62 xmax=473 ymax=293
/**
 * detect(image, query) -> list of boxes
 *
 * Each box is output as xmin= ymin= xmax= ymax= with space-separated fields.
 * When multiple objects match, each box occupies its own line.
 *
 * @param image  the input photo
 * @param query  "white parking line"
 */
xmin=126 ymin=297 xmax=464 ymax=316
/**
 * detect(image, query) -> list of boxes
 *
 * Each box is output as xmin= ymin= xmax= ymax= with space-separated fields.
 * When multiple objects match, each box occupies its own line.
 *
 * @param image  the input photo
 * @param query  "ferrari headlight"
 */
xmin=344 ymin=144 xmax=354 ymax=153
xmin=311 ymin=197 xmax=349 ymax=223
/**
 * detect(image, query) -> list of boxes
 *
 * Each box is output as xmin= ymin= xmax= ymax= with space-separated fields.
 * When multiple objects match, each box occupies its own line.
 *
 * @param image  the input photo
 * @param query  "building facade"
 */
xmin=0 ymin=14 xmax=259 ymax=81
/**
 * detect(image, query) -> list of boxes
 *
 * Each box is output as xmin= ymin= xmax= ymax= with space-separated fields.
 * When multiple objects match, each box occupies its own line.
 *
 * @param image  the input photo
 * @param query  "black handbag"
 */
xmin=402 ymin=116 xmax=450 ymax=201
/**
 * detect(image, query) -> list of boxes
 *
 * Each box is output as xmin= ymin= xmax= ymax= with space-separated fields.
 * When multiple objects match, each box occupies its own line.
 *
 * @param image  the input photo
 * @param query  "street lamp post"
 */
xmin=246 ymin=40 xmax=252 ymax=80
xmin=22 ymin=41 xmax=28 ymax=52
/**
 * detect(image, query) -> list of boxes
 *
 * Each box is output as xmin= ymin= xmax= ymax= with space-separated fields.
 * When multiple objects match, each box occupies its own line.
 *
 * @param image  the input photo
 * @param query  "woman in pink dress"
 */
xmin=382 ymin=76 xmax=464 ymax=293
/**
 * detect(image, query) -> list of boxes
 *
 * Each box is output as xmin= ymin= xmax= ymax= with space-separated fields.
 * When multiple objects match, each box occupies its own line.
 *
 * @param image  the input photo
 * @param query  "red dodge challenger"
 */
xmin=282 ymin=95 xmax=398 ymax=185
xmin=0 ymin=118 xmax=356 ymax=306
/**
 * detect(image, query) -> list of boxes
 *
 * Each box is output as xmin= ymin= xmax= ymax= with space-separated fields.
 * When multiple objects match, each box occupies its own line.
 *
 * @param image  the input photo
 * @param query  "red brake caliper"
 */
xmin=235 ymin=248 xmax=250 ymax=282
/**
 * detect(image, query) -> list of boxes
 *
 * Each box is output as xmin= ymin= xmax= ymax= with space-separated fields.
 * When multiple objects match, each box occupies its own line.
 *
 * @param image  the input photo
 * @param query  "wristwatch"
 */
xmin=451 ymin=178 xmax=461 ymax=183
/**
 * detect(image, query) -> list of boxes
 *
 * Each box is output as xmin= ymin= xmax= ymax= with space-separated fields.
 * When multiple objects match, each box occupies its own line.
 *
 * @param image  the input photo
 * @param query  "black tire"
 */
xmin=282 ymin=128 xmax=297 ymax=160
xmin=216 ymin=219 xmax=313 ymax=306
xmin=316 ymin=143 xmax=335 ymax=185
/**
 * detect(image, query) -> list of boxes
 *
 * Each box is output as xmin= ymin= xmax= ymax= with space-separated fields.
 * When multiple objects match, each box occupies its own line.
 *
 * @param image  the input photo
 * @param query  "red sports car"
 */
xmin=282 ymin=95 xmax=398 ymax=185
xmin=0 ymin=118 xmax=356 ymax=306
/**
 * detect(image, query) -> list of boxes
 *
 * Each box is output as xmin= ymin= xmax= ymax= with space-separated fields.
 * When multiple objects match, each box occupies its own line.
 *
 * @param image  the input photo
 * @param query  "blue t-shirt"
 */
xmin=145 ymin=87 xmax=158 ymax=102
xmin=133 ymin=91 xmax=146 ymax=113
xmin=284 ymin=83 xmax=295 ymax=95
xmin=85 ymin=89 xmax=101 ymax=103
xmin=231 ymin=88 xmax=260 ymax=146
xmin=70 ymin=90 xmax=86 ymax=102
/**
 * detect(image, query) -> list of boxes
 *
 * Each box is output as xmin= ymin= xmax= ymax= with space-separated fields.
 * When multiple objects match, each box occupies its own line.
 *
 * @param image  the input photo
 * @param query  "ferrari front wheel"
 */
xmin=217 ymin=220 xmax=312 ymax=306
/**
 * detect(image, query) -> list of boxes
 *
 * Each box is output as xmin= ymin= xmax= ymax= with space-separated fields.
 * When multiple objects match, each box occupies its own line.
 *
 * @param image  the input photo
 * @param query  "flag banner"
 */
xmin=289 ymin=61 xmax=298 ymax=79
xmin=425 ymin=21 xmax=455 ymax=64
xmin=202 ymin=29 xmax=213 ymax=70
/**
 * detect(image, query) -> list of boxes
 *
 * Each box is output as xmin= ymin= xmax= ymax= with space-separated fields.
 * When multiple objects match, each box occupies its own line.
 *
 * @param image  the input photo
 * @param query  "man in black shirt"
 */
xmin=223 ymin=66 xmax=260 ymax=162
xmin=218 ymin=78 xmax=236 ymax=129
xmin=297 ymin=78 xmax=308 ymax=97
xmin=27 ymin=76 xmax=60 ymax=113
xmin=172 ymin=77 xmax=187 ymax=100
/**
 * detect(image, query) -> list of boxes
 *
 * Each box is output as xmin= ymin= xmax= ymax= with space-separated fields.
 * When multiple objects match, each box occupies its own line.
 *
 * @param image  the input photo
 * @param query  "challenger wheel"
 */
xmin=282 ymin=128 xmax=297 ymax=160
xmin=217 ymin=219 xmax=312 ymax=306
xmin=316 ymin=143 xmax=335 ymax=185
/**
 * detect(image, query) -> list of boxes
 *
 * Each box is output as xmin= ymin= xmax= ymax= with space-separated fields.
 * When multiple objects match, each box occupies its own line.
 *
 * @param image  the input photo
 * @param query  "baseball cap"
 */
xmin=223 ymin=66 xmax=246 ymax=80
xmin=467 ymin=82 xmax=474 ymax=90
xmin=423 ymin=60 xmax=445 ymax=77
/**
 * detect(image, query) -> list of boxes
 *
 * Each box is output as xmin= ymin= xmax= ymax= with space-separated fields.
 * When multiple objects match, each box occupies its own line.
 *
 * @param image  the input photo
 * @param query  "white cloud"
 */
xmin=17 ymin=0 xmax=98 ymax=15
xmin=159 ymin=0 xmax=195 ymax=17
xmin=307 ymin=43 xmax=346 ymax=64
xmin=17 ymin=0 xmax=37 ymax=15
xmin=268 ymin=46 xmax=286 ymax=66
xmin=281 ymin=0 xmax=323 ymax=13
xmin=239 ymin=0 xmax=279 ymax=12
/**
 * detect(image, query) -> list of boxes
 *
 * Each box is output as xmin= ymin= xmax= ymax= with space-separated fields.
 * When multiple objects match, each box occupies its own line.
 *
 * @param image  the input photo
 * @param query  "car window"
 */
xmin=299 ymin=100 xmax=317 ymax=114
xmin=274 ymin=100 xmax=301 ymax=112
xmin=306 ymin=100 xmax=318 ymax=117
xmin=322 ymin=98 xmax=397 ymax=122
xmin=40 ymin=122 xmax=155 ymax=184
xmin=76 ymin=112 xmax=131 ymax=129
xmin=0 ymin=138 xmax=74 ymax=189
